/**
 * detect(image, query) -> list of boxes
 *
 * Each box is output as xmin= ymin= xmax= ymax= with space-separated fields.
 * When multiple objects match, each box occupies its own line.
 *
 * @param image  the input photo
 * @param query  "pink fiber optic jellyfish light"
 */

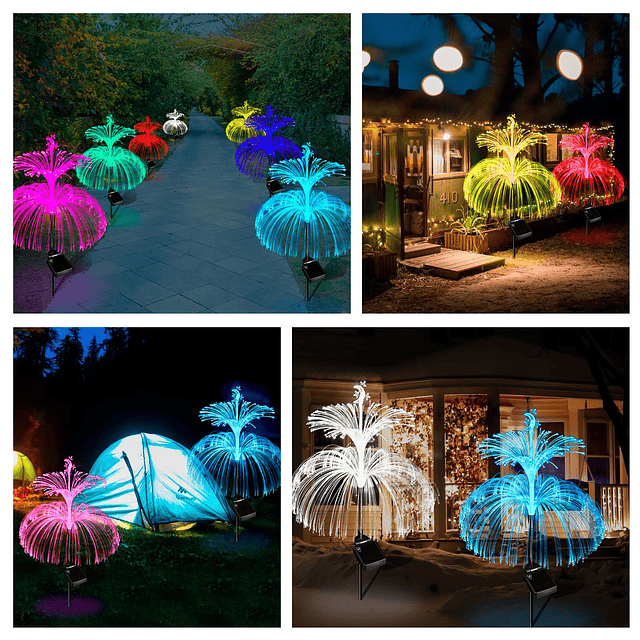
xmin=128 ymin=116 xmax=169 ymax=162
xmin=19 ymin=457 xmax=120 ymax=566
xmin=553 ymin=123 xmax=625 ymax=206
xmin=13 ymin=135 xmax=107 ymax=253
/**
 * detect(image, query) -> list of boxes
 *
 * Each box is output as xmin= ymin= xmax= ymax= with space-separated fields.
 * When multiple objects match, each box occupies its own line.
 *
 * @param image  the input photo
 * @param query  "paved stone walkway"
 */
xmin=14 ymin=110 xmax=351 ymax=313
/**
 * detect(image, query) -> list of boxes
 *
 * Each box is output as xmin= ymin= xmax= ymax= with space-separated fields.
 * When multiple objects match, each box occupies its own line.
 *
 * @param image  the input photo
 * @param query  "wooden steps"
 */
xmin=401 ymin=248 xmax=505 ymax=280
xmin=404 ymin=241 xmax=442 ymax=259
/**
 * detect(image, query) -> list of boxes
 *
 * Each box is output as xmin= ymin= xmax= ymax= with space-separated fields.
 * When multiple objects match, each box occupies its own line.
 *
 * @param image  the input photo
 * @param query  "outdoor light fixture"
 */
xmin=302 ymin=256 xmax=326 ymax=302
xmin=46 ymin=250 xmax=73 ymax=296
xmin=64 ymin=563 xmax=87 ymax=608
xmin=266 ymin=177 xmax=284 ymax=197
xmin=524 ymin=562 xmax=557 ymax=627
xmin=354 ymin=533 xmax=387 ymax=600
xmin=421 ymin=74 xmax=444 ymax=96
xmin=509 ymin=217 xmax=533 ymax=258
xmin=362 ymin=50 xmax=371 ymax=72
xmin=584 ymin=206 xmax=601 ymax=236
xmin=146 ymin=159 xmax=156 ymax=171
xmin=107 ymin=188 xmax=124 ymax=218
xmin=438 ymin=124 xmax=450 ymax=140
xmin=433 ymin=45 xmax=463 ymax=72
xmin=557 ymin=49 xmax=583 ymax=80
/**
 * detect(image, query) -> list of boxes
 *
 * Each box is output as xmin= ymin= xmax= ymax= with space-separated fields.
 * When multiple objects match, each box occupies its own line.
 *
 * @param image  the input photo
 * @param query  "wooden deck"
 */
xmin=401 ymin=248 xmax=505 ymax=280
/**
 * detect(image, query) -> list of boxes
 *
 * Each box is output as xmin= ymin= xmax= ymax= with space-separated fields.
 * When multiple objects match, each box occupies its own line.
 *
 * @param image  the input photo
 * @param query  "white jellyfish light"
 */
xmin=292 ymin=382 xmax=436 ymax=541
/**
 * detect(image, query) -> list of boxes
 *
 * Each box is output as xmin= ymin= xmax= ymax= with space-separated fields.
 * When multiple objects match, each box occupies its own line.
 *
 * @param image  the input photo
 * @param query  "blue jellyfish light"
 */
xmin=235 ymin=105 xmax=301 ymax=178
xmin=189 ymin=387 xmax=280 ymax=499
xmin=254 ymin=143 xmax=350 ymax=259
xmin=459 ymin=410 xmax=605 ymax=568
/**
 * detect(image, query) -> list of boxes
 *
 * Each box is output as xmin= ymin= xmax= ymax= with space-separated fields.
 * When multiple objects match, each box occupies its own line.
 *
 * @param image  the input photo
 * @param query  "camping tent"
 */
xmin=13 ymin=451 xmax=36 ymax=486
xmin=81 ymin=433 xmax=234 ymax=528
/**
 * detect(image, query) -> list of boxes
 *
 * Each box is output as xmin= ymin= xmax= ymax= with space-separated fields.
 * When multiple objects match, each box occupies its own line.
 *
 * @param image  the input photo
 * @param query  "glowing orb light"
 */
xmin=433 ymin=45 xmax=463 ymax=72
xmin=463 ymin=115 xmax=561 ymax=222
xmin=557 ymin=49 xmax=583 ymax=80
xmin=128 ymin=116 xmax=169 ymax=162
xmin=254 ymin=143 xmax=350 ymax=259
xmin=362 ymin=50 xmax=371 ymax=72
xmin=292 ymin=382 xmax=436 ymax=540
xmin=421 ymin=75 xmax=444 ymax=96
xmin=225 ymin=101 xmax=265 ymax=145
xmin=162 ymin=109 xmax=188 ymax=136
xmin=460 ymin=410 xmax=604 ymax=568
xmin=189 ymin=387 xmax=280 ymax=498
xmin=14 ymin=451 xmax=37 ymax=485
xmin=13 ymin=135 xmax=107 ymax=252
xmin=19 ymin=457 xmax=120 ymax=565
xmin=235 ymin=105 xmax=302 ymax=178
xmin=76 ymin=115 xmax=146 ymax=191
xmin=553 ymin=123 xmax=625 ymax=206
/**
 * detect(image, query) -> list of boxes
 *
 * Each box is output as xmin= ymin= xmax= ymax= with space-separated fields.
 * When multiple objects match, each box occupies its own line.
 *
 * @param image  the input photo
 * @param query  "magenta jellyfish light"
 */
xmin=13 ymin=135 xmax=107 ymax=252
xmin=553 ymin=123 xmax=625 ymax=206
xmin=19 ymin=457 xmax=120 ymax=566
xmin=76 ymin=115 xmax=146 ymax=191
xmin=128 ymin=116 xmax=169 ymax=162
xmin=235 ymin=105 xmax=302 ymax=178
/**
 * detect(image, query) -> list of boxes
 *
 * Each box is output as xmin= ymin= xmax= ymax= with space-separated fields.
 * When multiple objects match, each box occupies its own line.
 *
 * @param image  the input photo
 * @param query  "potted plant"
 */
xmin=363 ymin=227 xmax=397 ymax=279
xmin=444 ymin=207 xmax=490 ymax=254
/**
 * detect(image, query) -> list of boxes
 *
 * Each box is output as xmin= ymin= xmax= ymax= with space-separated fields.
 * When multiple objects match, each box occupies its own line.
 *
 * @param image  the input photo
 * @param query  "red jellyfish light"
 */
xmin=128 ymin=116 xmax=169 ymax=162
xmin=553 ymin=123 xmax=625 ymax=206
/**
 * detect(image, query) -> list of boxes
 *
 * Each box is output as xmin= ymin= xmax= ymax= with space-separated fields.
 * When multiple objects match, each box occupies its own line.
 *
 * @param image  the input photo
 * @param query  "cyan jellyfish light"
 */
xmin=162 ymin=109 xmax=188 ymax=137
xmin=552 ymin=123 xmax=625 ymax=207
xmin=76 ymin=115 xmax=146 ymax=191
xmin=226 ymin=101 xmax=265 ymax=145
xmin=128 ymin=116 xmax=169 ymax=162
xmin=189 ymin=387 xmax=279 ymax=540
xmin=19 ymin=457 xmax=120 ymax=566
xmin=460 ymin=409 xmax=605 ymax=569
xmin=463 ymin=116 xmax=562 ymax=224
xmin=235 ymin=104 xmax=302 ymax=178
xmin=255 ymin=143 xmax=350 ymax=300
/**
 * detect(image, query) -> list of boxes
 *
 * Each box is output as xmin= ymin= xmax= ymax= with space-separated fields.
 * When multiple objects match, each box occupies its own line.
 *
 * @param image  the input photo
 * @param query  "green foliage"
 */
xmin=449 ymin=208 xmax=488 ymax=235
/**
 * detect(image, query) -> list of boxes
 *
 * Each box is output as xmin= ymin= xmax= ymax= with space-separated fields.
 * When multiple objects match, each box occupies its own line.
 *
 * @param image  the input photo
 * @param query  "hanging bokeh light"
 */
xmin=13 ymin=135 xmax=107 ymax=252
xmin=421 ymin=74 xmax=444 ymax=96
xmin=19 ymin=457 xmax=120 ymax=565
xmin=433 ymin=45 xmax=463 ymax=72
xmin=557 ymin=49 xmax=583 ymax=80
xmin=362 ymin=50 xmax=371 ymax=72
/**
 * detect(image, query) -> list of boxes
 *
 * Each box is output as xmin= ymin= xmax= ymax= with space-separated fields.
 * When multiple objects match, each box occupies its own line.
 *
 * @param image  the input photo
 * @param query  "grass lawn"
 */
xmin=13 ymin=495 xmax=280 ymax=627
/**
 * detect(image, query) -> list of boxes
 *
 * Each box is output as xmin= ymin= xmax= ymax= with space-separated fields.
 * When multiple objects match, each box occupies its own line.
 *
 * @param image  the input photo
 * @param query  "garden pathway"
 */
xmin=13 ymin=109 xmax=350 ymax=313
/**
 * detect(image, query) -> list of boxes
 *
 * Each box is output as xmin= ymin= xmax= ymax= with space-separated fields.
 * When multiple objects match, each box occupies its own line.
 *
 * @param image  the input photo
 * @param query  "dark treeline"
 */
xmin=14 ymin=328 xmax=281 ymax=477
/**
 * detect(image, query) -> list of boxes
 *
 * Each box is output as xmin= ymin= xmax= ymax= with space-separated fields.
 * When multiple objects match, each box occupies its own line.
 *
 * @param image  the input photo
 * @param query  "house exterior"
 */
xmin=293 ymin=329 xmax=628 ymax=544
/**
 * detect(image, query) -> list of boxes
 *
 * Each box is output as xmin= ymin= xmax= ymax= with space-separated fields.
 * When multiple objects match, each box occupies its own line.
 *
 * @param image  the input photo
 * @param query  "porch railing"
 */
xmin=599 ymin=484 xmax=629 ymax=532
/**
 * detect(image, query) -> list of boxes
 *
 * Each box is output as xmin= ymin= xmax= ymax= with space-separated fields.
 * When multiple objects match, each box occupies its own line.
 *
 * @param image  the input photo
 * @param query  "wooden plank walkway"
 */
xmin=401 ymin=248 xmax=505 ymax=280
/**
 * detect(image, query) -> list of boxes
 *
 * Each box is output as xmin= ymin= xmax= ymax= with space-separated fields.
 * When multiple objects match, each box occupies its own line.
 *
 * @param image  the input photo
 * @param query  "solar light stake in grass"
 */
xmin=189 ymin=387 xmax=279 ymax=541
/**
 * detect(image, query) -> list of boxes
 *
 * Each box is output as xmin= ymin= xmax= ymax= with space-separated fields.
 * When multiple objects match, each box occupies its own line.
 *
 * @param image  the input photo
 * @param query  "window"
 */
xmin=362 ymin=130 xmax=373 ymax=174
xmin=539 ymin=422 xmax=566 ymax=479
xmin=433 ymin=137 xmax=465 ymax=175
xmin=586 ymin=421 xmax=612 ymax=485
xmin=383 ymin=134 xmax=397 ymax=178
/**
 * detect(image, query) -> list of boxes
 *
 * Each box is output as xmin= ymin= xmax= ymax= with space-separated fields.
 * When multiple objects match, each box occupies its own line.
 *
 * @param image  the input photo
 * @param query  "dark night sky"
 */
xmin=363 ymin=14 xmax=625 ymax=100
xmin=15 ymin=327 xmax=281 ymax=472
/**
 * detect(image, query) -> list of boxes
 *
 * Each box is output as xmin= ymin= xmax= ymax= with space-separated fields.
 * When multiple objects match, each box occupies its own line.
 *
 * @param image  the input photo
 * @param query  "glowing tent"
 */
xmin=13 ymin=451 xmax=36 ymax=486
xmin=81 ymin=433 xmax=233 ymax=528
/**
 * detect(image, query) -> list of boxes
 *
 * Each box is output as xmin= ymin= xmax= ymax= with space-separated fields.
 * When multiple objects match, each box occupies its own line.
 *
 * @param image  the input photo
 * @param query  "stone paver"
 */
xmin=14 ymin=110 xmax=351 ymax=313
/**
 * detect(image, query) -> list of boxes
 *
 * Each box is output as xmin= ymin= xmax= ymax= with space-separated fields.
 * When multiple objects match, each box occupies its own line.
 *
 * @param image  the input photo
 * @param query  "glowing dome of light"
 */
xmin=362 ymin=50 xmax=371 ymax=72
xmin=19 ymin=457 xmax=120 ymax=565
xmin=226 ymin=101 xmax=264 ymax=145
xmin=433 ymin=45 xmax=463 ymax=72
xmin=128 ymin=116 xmax=169 ymax=162
xmin=421 ymin=74 xmax=444 ymax=96
xmin=557 ymin=49 xmax=583 ymax=80
xmin=163 ymin=109 xmax=188 ymax=136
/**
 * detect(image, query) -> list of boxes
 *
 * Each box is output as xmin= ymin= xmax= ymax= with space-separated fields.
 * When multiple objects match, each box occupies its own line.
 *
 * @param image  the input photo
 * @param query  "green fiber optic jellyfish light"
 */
xmin=463 ymin=116 xmax=562 ymax=224
xmin=189 ymin=387 xmax=280 ymax=499
xmin=226 ymin=101 xmax=265 ymax=145
xmin=459 ymin=409 xmax=605 ymax=568
xmin=76 ymin=115 xmax=146 ymax=191
xmin=255 ymin=143 xmax=351 ymax=259
xmin=163 ymin=109 xmax=188 ymax=137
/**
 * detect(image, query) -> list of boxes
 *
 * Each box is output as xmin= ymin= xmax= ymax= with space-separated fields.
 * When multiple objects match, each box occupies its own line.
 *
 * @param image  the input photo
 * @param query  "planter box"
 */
xmin=444 ymin=231 xmax=490 ymax=254
xmin=363 ymin=251 xmax=397 ymax=279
